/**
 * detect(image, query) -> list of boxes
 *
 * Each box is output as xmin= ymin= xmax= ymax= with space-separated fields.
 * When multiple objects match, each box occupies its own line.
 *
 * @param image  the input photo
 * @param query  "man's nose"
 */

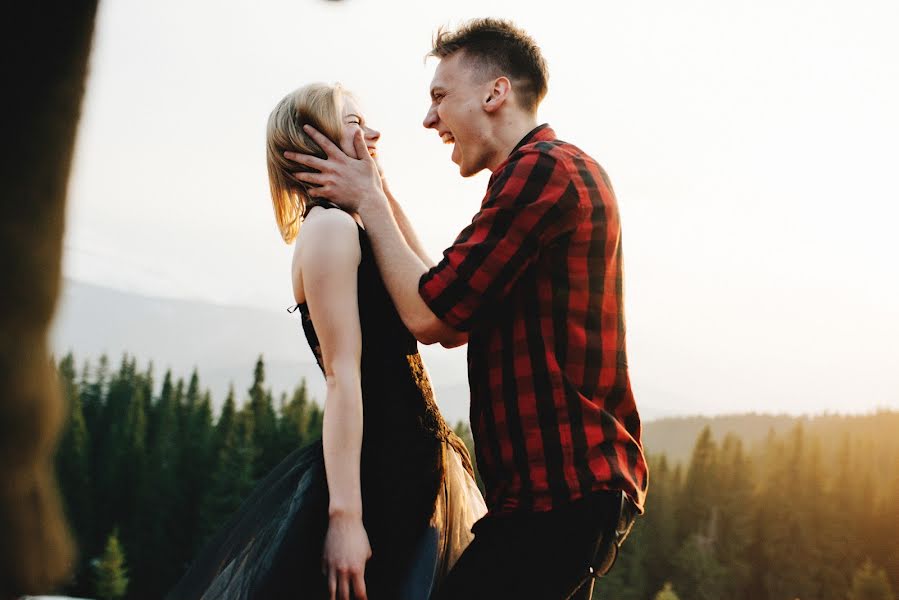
xmin=422 ymin=105 xmax=438 ymax=129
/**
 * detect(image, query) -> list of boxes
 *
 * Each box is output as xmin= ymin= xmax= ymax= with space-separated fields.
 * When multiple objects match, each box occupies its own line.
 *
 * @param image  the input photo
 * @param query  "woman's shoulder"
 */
xmin=303 ymin=201 xmax=357 ymax=226
xmin=295 ymin=205 xmax=361 ymax=269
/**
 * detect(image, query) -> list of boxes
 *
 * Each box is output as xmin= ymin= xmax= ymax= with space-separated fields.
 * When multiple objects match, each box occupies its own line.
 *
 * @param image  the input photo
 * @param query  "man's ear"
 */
xmin=483 ymin=76 xmax=511 ymax=113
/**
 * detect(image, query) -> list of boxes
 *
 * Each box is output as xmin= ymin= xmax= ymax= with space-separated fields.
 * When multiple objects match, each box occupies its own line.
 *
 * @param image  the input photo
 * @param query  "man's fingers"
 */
xmin=352 ymin=571 xmax=367 ymax=600
xmin=303 ymin=124 xmax=345 ymax=160
xmin=352 ymin=129 xmax=371 ymax=164
xmin=293 ymin=171 xmax=325 ymax=185
xmin=306 ymin=185 xmax=328 ymax=198
xmin=284 ymin=151 xmax=327 ymax=171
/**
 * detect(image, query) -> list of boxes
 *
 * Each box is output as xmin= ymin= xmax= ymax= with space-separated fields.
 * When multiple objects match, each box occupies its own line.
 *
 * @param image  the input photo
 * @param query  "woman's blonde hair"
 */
xmin=266 ymin=83 xmax=346 ymax=243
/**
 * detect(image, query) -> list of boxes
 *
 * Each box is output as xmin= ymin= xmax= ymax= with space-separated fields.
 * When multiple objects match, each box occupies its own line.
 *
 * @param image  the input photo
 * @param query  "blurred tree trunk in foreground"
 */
xmin=0 ymin=2 xmax=100 ymax=597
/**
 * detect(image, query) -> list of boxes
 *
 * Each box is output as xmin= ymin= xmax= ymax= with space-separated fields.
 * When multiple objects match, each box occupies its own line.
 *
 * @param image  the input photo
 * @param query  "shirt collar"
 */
xmin=510 ymin=123 xmax=554 ymax=154
xmin=488 ymin=123 xmax=555 ymax=182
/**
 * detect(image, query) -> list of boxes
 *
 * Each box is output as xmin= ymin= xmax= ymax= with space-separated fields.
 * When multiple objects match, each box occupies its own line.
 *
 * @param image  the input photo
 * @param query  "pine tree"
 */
xmin=55 ymin=353 xmax=91 ymax=521
xmin=848 ymin=560 xmax=895 ymax=600
xmin=94 ymin=529 xmax=129 ymax=600
xmin=140 ymin=362 xmax=154 ymax=422
xmin=81 ymin=354 xmax=109 ymax=442
xmin=881 ymin=456 xmax=899 ymax=597
xmin=81 ymin=353 xmax=109 ymax=558
xmin=212 ymin=384 xmax=237 ymax=458
xmin=92 ymin=356 xmax=145 ymax=558
xmin=54 ymin=352 xmax=94 ymax=594
xmin=120 ymin=361 xmax=148 ymax=571
xmin=811 ymin=435 xmax=850 ymax=600
xmin=202 ymin=394 xmax=255 ymax=541
xmin=131 ymin=370 xmax=182 ymax=599
xmin=278 ymin=379 xmax=312 ymax=455
xmin=672 ymin=533 xmax=727 ymax=600
xmin=180 ymin=369 xmax=202 ymax=433
xmin=653 ymin=582 xmax=681 ymax=600
xmin=676 ymin=426 xmax=719 ymax=542
xmin=248 ymin=355 xmax=278 ymax=477
xmin=814 ymin=435 xmax=858 ymax=600
xmin=748 ymin=427 xmax=798 ymax=600
xmin=174 ymin=370 xmax=215 ymax=559
xmin=306 ymin=401 xmax=324 ymax=441
xmin=717 ymin=434 xmax=754 ymax=599
xmin=642 ymin=455 xmax=678 ymax=595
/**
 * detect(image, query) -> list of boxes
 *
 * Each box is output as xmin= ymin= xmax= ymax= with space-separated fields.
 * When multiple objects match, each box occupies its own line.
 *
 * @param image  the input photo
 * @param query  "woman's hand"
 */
xmin=322 ymin=511 xmax=371 ymax=600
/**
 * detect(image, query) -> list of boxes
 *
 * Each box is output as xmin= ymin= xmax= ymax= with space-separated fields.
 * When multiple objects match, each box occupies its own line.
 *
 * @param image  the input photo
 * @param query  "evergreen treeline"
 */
xmin=644 ymin=413 xmax=899 ymax=466
xmin=602 ymin=417 xmax=899 ymax=600
xmin=51 ymin=351 xmax=898 ymax=600
xmin=52 ymin=352 xmax=323 ymax=600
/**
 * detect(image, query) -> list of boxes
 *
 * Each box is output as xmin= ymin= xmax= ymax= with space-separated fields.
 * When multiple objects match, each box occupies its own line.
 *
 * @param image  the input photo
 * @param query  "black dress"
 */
xmin=166 ymin=201 xmax=485 ymax=600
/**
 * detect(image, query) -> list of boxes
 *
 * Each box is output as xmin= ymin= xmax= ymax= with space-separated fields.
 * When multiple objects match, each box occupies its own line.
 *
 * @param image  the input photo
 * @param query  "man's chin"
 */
xmin=458 ymin=161 xmax=484 ymax=178
xmin=455 ymin=157 xmax=474 ymax=177
xmin=451 ymin=151 xmax=482 ymax=177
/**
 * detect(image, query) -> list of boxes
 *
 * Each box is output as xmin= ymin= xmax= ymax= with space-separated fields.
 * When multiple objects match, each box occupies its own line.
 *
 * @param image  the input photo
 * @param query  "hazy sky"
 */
xmin=64 ymin=0 xmax=899 ymax=417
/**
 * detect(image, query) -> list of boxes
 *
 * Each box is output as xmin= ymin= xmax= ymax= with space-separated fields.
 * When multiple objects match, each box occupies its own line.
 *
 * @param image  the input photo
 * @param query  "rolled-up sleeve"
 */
xmin=419 ymin=147 xmax=585 ymax=331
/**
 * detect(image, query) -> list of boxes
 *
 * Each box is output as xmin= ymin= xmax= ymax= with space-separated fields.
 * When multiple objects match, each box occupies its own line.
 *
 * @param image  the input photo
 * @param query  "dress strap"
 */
xmin=302 ymin=198 xmax=341 ymax=217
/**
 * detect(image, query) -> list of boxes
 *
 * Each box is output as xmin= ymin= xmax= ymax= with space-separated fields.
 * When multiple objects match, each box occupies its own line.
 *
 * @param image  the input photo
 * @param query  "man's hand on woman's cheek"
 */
xmin=284 ymin=126 xmax=384 ymax=213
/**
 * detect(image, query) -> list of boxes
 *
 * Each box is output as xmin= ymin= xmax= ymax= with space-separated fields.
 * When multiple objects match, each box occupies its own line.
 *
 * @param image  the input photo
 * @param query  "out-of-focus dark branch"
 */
xmin=0 ymin=2 xmax=100 ymax=597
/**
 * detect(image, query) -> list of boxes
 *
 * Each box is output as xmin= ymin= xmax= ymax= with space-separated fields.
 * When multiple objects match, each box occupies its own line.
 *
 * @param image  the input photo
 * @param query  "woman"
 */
xmin=165 ymin=83 xmax=485 ymax=600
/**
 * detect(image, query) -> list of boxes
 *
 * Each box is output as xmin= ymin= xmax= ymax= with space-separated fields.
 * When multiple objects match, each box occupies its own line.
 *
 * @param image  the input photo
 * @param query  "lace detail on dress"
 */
xmin=294 ymin=303 xmax=324 ymax=375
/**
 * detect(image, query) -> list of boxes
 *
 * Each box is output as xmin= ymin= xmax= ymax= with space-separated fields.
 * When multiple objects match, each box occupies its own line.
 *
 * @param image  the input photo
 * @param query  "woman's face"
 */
xmin=338 ymin=95 xmax=381 ymax=160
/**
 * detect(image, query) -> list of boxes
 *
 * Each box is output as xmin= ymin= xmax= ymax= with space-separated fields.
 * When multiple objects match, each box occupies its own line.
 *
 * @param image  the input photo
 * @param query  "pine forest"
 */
xmin=51 ymin=353 xmax=898 ymax=600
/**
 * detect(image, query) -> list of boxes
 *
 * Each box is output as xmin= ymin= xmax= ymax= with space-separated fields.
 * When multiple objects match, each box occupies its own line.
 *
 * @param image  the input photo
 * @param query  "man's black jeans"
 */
xmin=433 ymin=490 xmax=636 ymax=600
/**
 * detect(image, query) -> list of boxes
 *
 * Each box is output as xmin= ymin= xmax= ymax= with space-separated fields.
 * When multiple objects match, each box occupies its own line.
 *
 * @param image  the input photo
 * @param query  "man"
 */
xmin=288 ymin=18 xmax=648 ymax=599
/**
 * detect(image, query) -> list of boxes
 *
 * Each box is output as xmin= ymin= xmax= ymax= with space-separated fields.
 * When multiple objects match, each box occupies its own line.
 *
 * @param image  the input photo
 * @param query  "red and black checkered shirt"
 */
xmin=420 ymin=124 xmax=648 ymax=516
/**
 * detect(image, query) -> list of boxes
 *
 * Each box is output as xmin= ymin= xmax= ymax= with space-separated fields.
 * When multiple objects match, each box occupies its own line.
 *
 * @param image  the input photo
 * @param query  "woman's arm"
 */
xmin=298 ymin=207 xmax=370 ymax=600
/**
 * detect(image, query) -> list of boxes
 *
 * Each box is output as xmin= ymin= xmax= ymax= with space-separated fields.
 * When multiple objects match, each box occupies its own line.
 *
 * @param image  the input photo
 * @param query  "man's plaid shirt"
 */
xmin=420 ymin=124 xmax=648 ymax=516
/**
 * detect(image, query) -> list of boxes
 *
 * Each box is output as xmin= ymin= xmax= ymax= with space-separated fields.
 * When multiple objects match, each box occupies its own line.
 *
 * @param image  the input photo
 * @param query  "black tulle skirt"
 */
xmin=165 ymin=439 xmax=485 ymax=600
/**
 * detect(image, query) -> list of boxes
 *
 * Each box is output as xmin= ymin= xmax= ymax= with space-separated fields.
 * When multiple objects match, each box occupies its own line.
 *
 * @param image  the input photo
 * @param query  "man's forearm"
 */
xmin=358 ymin=193 xmax=460 ymax=345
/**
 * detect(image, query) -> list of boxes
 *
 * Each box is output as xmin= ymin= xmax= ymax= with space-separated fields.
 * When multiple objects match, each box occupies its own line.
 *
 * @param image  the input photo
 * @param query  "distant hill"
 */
xmin=642 ymin=410 xmax=899 ymax=465
xmin=643 ymin=413 xmax=801 ymax=463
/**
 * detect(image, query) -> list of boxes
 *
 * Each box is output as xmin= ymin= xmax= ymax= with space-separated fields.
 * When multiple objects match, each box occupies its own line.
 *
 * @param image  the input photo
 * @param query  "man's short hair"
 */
xmin=429 ymin=18 xmax=549 ymax=113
